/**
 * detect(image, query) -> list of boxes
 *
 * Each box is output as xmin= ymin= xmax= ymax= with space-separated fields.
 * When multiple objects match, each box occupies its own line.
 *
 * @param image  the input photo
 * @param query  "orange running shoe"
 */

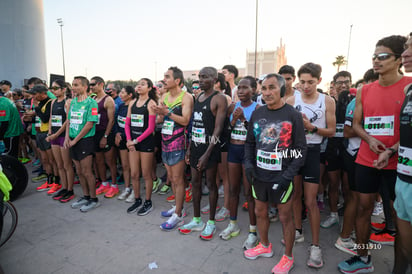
xmin=47 ymin=183 xmax=62 ymax=195
xmin=104 ymin=186 xmax=119 ymax=198
xmin=96 ymin=184 xmax=110 ymax=195
xmin=242 ymin=201 xmax=248 ymax=211
xmin=36 ymin=181 xmax=53 ymax=192
xmin=185 ymin=188 xmax=193 ymax=203
xmin=166 ymin=194 xmax=175 ymax=203
xmin=370 ymin=230 xmax=395 ymax=246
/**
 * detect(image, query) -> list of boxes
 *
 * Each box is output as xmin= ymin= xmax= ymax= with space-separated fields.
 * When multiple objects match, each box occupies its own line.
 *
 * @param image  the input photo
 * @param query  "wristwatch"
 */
xmin=311 ymin=126 xmax=318 ymax=133
xmin=387 ymin=147 xmax=396 ymax=157
xmin=104 ymin=134 xmax=108 ymax=138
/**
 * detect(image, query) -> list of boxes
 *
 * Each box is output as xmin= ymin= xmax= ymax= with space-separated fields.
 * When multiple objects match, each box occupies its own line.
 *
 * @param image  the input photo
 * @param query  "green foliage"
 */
xmin=106 ymin=79 xmax=139 ymax=89
xmin=332 ymin=55 xmax=347 ymax=72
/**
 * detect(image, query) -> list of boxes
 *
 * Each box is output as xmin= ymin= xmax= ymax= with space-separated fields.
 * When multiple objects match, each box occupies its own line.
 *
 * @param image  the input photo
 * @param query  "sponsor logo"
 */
xmin=92 ymin=108 xmax=98 ymax=115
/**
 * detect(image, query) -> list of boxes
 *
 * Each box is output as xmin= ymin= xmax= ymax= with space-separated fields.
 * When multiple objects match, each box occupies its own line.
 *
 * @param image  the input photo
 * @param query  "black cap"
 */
xmin=27 ymin=84 xmax=48 ymax=94
xmin=0 ymin=80 xmax=12 ymax=87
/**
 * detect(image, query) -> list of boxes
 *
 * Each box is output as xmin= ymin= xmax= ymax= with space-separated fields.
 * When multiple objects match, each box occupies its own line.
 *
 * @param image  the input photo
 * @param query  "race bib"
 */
xmin=335 ymin=123 xmax=344 ymax=138
xmin=231 ymin=122 xmax=247 ymax=141
xmin=51 ymin=115 xmax=63 ymax=127
xmin=131 ymin=114 xmax=144 ymax=127
xmin=35 ymin=116 xmax=41 ymax=128
xmin=192 ymin=127 xmax=206 ymax=144
xmin=364 ymin=116 xmax=394 ymax=136
xmin=70 ymin=111 xmax=84 ymax=125
xmin=256 ymin=149 xmax=282 ymax=171
xmin=398 ymin=146 xmax=412 ymax=176
xmin=161 ymin=120 xmax=174 ymax=135
xmin=117 ymin=116 xmax=126 ymax=128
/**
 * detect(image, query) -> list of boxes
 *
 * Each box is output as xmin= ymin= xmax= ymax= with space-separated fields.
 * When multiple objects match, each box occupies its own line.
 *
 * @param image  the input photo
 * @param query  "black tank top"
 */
xmin=51 ymin=99 xmax=66 ymax=136
xmin=191 ymin=91 xmax=219 ymax=147
xmin=130 ymin=98 xmax=150 ymax=140
xmin=96 ymin=95 xmax=109 ymax=131
xmin=398 ymin=85 xmax=412 ymax=183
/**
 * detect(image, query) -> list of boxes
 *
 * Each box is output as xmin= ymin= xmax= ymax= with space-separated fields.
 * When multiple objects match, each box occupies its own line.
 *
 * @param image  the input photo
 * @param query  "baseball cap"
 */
xmin=27 ymin=84 xmax=48 ymax=94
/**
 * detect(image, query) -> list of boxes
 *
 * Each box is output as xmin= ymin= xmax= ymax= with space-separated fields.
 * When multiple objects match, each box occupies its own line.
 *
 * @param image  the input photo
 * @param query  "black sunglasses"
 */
xmin=372 ymin=52 xmax=397 ymax=61
xmin=49 ymin=86 xmax=61 ymax=91
xmin=89 ymin=83 xmax=97 ymax=87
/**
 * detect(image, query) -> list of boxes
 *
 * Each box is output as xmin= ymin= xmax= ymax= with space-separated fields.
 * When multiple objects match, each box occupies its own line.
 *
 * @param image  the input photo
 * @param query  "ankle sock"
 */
xmin=193 ymin=217 xmax=202 ymax=223
xmin=296 ymin=228 xmax=303 ymax=234
xmin=207 ymin=220 xmax=215 ymax=225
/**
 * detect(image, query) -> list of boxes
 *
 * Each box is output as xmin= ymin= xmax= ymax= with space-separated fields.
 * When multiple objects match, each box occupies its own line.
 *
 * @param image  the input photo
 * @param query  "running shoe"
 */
xmin=47 ymin=183 xmax=62 ymax=195
xmin=32 ymin=159 xmax=41 ymax=167
xmin=219 ymin=222 xmax=240 ymax=240
xmin=160 ymin=213 xmax=184 ymax=231
xmin=59 ymin=191 xmax=75 ymax=203
xmin=371 ymin=222 xmax=385 ymax=231
xmin=36 ymin=181 xmax=52 ymax=191
xmin=202 ymin=184 xmax=209 ymax=195
xmin=307 ymin=245 xmax=323 ymax=268
xmin=243 ymin=233 xmax=258 ymax=250
xmin=369 ymin=230 xmax=395 ymax=246
xmin=244 ymin=242 xmax=273 ymax=260
xmin=96 ymin=184 xmax=110 ymax=195
xmin=281 ymin=230 xmax=304 ymax=245
xmin=218 ymin=185 xmax=224 ymax=197
xmin=52 ymin=189 xmax=67 ymax=200
xmin=199 ymin=222 xmax=216 ymax=241
xmin=242 ymin=201 xmax=248 ymax=211
xmin=127 ymin=198 xmax=142 ymax=214
xmin=272 ymin=255 xmax=294 ymax=274
xmin=125 ymin=190 xmax=135 ymax=203
xmin=80 ymin=199 xmax=100 ymax=212
xmin=320 ymin=214 xmax=339 ymax=228
xmin=117 ymin=188 xmax=131 ymax=200
xmin=335 ymin=237 xmax=357 ymax=255
xmin=201 ymin=204 xmax=220 ymax=214
xmin=185 ymin=184 xmax=193 ymax=202
xmin=338 ymin=255 xmax=374 ymax=274
xmin=19 ymin=158 xmax=32 ymax=164
xmin=152 ymin=178 xmax=161 ymax=193
xmin=159 ymin=184 xmax=171 ymax=195
xmin=215 ymin=207 xmax=229 ymax=222
xmin=161 ymin=205 xmax=186 ymax=218
xmin=104 ymin=186 xmax=119 ymax=198
xmin=178 ymin=219 xmax=205 ymax=235
xmin=166 ymin=194 xmax=175 ymax=203
xmin=372 ymin=201 xmax=383 ymax=216
xmin=71 ymin=197 xmax=89 ymax=209
xmin=32 ymin=173 xmax=48 ymax=183
xmin=137 ymin=200 xmax=153 ymax=216
xmin=268 ymin=207 xmax=278 ymax=222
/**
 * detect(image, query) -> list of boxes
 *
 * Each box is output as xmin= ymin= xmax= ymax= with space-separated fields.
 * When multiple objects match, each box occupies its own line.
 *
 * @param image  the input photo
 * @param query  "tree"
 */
xmin=333 ymin=55 xmax=347 ymax=72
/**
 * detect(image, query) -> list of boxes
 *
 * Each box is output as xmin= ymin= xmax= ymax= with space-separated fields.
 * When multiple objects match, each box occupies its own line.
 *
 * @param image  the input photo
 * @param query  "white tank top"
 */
xmin=294 ymin=92 xmax=326 ymax=144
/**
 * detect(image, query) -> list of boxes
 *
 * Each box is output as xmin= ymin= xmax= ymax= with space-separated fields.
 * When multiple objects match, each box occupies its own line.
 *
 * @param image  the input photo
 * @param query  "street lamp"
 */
xmin=254 ymin=0 xmax=258 ymax=78
xmin=57 ymin=18 xmax=66 ymax=79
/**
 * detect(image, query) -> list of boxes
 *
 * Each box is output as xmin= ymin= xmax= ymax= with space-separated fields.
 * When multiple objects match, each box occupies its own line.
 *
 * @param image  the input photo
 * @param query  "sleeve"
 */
xmin=125 ymin=117 xmax=131 ymax=141
xmin=244 ymin=111 xmax=257 ymax=170
xmin=344 ymin=99 xmax=355 ymax=127
xmin=280 ymin=109 xmax=307 ymax=182
xmin=136 ymin=115 xmax=156 ymax=143
xmin=87 ymin=100 xmax=99 ymax=123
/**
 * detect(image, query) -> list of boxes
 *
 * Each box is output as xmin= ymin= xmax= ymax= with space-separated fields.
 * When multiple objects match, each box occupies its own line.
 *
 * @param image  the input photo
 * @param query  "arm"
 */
xmin=47 ymin=100 xmax=55 ymax=136
xmin=103 ymin=97 xmax=116 ymax=136
xmin=135 ymin=100 xmax=157 ymax=143
xmin=304 ymin=96 xmax=336 ymax=137
xmin=244 ymin=112 xmax=256 ymax=170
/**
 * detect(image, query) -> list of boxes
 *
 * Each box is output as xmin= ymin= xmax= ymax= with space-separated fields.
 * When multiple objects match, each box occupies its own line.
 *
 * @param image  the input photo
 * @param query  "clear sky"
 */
xmin=43 ymin=0 xmax=412 ymax=90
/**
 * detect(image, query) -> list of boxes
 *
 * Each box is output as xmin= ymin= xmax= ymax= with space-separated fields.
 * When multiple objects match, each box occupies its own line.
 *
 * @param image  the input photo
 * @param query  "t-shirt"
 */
xmin=398 ymin=84 xmax=412 ymax=183
xmin=244 ymin=104 xmax=307 ymax=183
xmin=344 ymin=98 xmax=361 ymax=156
xmin=68 ymin=97 xmax=98 ymax=139
xmin=0 ymin=97 xmax=24 ymax=138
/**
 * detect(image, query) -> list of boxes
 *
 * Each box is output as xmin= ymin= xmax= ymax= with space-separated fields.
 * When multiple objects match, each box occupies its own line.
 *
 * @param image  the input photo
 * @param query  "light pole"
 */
xmin=57 ymin=18 xmax=66 ymax=79
xmin=346 ymin=24 xmax=353 ymax=71
xmin=254 ymin=0 xmax=258 ymax=78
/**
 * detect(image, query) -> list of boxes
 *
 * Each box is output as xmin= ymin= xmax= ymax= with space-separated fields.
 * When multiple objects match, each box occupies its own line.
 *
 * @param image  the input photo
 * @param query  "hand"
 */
xmin=368 ymin=137 xmax=386 ymax=154
xmin=46 ymin=133 xmax=57 ymax=142
xmin=233 ymin=107 xmax=245 ymax=122
xmin=64 ymin=138 xmax=76 ymax=149
xmin=126 ymin=140 xmax=135 ymax=152
xmin=373 ymin=150 xmax=391 ymax=169
xmin=99 ymin=136 xmax=108 ymax=149
xmin=274 ymin=177 xmax=291 ymax=191
xmin=301 ymin=113 xmax=313 ymax=130
xmin=196 ymin=152 xmax=210 ymax=171
xmin=115 ymin=133 xmax=122 ymax=146
xmin=152 ymin=103 xmax=168 ymax=116
xmin=0 ymin=140 xmax=5 ymax=154
xmin=185 ymin=150 xmax=191 ymax=165
xmin=245 ymin=167 xmax=256 ymax=185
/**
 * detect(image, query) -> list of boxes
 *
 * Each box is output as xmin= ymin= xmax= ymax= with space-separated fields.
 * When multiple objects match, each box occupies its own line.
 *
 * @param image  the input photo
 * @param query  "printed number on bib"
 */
xmin=256 ymin=149 xmax=282 ymax=171
xmin=398 ymin=146 xmax=412 ymax=176
xmin=70 ymin=111 xmax=84 ymax=124
xmin=117 ymin=116 xmax=126 ymax=128
xmin=335 ymin=123 xmax=344 ymax=138
xmin=35 ymin=116 xmax=41 ymax=128
xmin=192 ymin=127 xmax=206 ymax=144
xmin=131 ymin=114 xmax=144 ymax=127
xmin=161 ymin=120 xmax=174 ymax=135
xmin=231 ymin=122 xmax=247 ymax=141
xmin=364 ymin=116 xmax=394 ymax=136
xmin=51 ymin=115 xmax=63 ymax=127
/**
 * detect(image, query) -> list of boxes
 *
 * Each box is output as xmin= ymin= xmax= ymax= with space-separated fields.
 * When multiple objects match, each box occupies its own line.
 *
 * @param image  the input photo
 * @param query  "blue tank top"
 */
xmin=230 ymin=101 xmax=257 ymax=141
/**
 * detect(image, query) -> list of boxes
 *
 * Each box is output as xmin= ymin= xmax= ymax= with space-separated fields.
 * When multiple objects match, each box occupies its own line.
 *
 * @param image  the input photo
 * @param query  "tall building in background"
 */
xmin=245 ymin=39 xmax=287 ymax=77
xmin=0 ymin=0 xmax=47 ymax=88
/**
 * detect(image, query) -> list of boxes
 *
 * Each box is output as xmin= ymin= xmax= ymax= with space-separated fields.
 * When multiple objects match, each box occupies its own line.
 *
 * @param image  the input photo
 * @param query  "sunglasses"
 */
xmin=192 ymin=86 xmax=200 ymax=90
xmin=372 ymin=52 xmax=397 ymax=61
xmin=49 ymin=86 xmax=61 ymax=91
xmin=89 ymin=83 xmax=97 ymax=87
xmin=105 ymin=88 xmax=113 ymax=92
xmin=156 ymin=85 xmax=163 ymax=88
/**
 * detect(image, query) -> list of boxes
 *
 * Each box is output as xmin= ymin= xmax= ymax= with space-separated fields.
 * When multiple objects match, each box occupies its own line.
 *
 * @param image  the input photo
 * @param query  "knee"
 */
xmin=304 ymin=198 xmax=317 ymax=210
xmin=278 ymin=211 xmax=292 ymax=224
xmin=254 ymin=205 xmax=267 ymax=219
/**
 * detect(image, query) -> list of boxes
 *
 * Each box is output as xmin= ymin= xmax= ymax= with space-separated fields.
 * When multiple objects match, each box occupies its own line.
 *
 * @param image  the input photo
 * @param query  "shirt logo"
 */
xmin=0 ymin=110 xmax=6 ymax=116
xmin=92 ymin=108 xmax=98 ymax=115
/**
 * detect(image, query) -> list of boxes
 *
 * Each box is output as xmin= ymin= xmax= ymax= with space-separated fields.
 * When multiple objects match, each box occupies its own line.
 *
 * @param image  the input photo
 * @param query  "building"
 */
xmin=245 ymin=39 xmax=287 ymax=77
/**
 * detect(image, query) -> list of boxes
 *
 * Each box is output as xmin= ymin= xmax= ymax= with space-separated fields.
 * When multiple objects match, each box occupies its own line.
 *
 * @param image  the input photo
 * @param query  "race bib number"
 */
xmin=192 ymin=127 xmax=206 ymax=143
xmin=398 ymin=146 xmax=412 ymax=176
xmin=70 ymin=111 xmax=84 ymax=125
xmin=256 ymin=149 xmax=282 ymax=171
xmin=51 ymin=115 xmax=63 ymax=127
xmin=117 ymin=116 xmax=126 ymax=128
xmin=35 ymin=116 xmax=41 ymax=128
xmin=231 ymin=122 xmax=247 ymax=141
xmin=131 ymin=114 xmax=144 ymax=127
xmin=364 ymin=116 xmax=394 ymax=136
xmin=161 ymin=120 xmax=174 ymax=135
xmin=335 ymin=123 xmax=344 ymax=138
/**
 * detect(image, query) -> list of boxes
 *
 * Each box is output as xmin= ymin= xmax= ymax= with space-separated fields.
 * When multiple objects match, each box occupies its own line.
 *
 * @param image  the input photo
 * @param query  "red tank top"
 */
xmin=356 ymin=77 xmax=412 ymax=169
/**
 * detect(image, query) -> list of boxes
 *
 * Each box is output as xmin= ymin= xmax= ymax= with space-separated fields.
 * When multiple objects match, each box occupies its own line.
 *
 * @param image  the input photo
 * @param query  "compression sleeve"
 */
xmin=136 ymin=115 xmax=155 ymax=143
xmin=125 ymin=117 xmax=131 ymax=141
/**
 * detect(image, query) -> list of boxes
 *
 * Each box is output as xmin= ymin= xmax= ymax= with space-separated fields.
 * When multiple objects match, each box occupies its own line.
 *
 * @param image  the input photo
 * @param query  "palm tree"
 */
xmin=333 ymin=55 xmax=347 ymax=72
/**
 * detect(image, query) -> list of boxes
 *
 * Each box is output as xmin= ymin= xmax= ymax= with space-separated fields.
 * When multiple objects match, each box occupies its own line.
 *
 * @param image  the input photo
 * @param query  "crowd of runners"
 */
xmin=0 ymin=33 xmax=411 ymax=274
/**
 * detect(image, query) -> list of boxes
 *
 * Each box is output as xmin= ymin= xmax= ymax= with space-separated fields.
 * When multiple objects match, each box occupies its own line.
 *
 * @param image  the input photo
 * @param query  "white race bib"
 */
xmin=256 ymin=149 xmax=282 ymax=171
xmin=97 ymin=114 xmax=101 ymax=125
xmin=161 ymin=120 xmax=175 ymax=135
xmin=231 ymin=122 xmax=247 ymax=141
xmin=131 ymin=114 xmax=144 ymax=127
xmin=70 ymin=111 xmax=84 ymax=125
xmin=35 ymin=116 xmax=41 ymax=128
xmin=335 ymin=123 xmax=344 ymax=138
xmin=398 ymin=146 xmax=412 ymax=176
xmin=192 ymin=127 xmax=206 ymax=144
xmin=51 ymin=115 xmax=63 ymax=127
xmin=117 ymin=116 xmax=126 ymax=128
xmin=364 ymin=115 xmax=394 ymax=136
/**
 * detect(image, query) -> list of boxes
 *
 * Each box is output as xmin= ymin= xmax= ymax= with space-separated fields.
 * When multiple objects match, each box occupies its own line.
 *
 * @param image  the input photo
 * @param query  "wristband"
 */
xmin=387 ymin=147 xmax=396 ymax=158
xmin=133 ymin=139 xmax=138 ymax=145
